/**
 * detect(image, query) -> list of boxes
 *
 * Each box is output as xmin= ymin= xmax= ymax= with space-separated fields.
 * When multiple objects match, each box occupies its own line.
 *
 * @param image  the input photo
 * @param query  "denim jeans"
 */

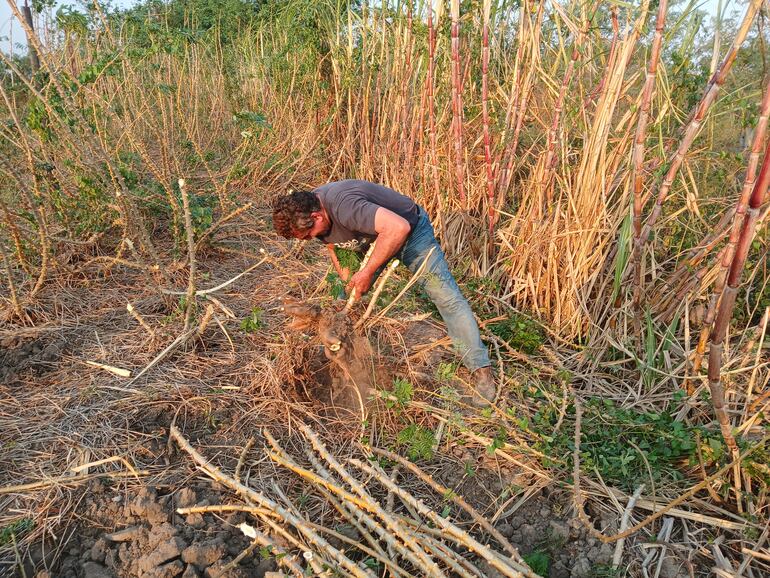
xmin=394 ymin=207 xmax=491 ymax=372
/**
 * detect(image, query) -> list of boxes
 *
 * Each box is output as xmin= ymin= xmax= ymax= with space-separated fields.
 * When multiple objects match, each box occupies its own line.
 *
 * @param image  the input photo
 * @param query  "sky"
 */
xmin=0 ymin=0 xmax=734 ymax=56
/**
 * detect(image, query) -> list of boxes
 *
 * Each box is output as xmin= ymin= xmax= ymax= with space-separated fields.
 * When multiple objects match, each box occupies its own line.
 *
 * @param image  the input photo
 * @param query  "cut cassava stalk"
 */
xmin=300 ymin=448 xmax=412 ymax=572
xmin=178 ymin=179 xmax=197 ymax=333
xmin=169 ymin=425 xmax=373 ymax=578
xmin=350 ymin=458 xmax=535 ymax=578
xmin=344 ymin=241 xmax=376 ymax=312
xmin=368 ymin=446 xmax=525 ymax=562
xmin=356 ymin=259 xmax=399 ymax=328
xmin=0 ymin=83 xmax=52 ymax=299
xmin=0 ymin=240 xmax=24 ymax=321
xmin=295 ymin=423 xmax=445 ymax=576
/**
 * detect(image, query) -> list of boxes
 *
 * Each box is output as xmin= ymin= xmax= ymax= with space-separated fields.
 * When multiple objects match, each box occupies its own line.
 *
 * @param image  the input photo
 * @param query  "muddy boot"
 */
xmin=469 ymin=366 xmax=497 ymax=407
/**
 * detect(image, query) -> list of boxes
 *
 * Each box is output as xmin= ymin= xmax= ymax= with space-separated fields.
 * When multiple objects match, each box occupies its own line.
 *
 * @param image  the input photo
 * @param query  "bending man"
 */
xmin=272 ymin=179 xmax=496 ymax=406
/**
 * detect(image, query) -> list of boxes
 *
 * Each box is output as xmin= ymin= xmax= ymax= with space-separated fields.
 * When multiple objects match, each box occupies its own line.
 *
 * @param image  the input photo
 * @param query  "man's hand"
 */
xmin=346 ymin=269 xmax=374 ymax=299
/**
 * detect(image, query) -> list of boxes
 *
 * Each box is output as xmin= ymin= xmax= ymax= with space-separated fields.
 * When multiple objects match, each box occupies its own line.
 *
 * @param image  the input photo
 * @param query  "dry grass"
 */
xmin=1 ymin=0 xmax=770 ymax=576
xmin=0 ymin=207 xmax=768 ymax=575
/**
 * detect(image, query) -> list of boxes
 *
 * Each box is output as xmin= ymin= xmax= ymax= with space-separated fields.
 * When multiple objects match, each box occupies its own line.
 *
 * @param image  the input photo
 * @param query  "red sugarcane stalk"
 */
xmin=450 ymin=0 xmax=467 ymax=209
xmin=707 ymin=139 xmax=770 ymax=458
xmin=630 ymin=0 xmax=669 ymax=309
xmin=482 ymin=0 xmax=495 ymax=237
xmin=400 ymin=1 xmax=414 ymax=161
xmin=632 ymin=0 xmax=669 ymax=242
xmin=495 ymin=0 xmax=528 ymax=196
xmin=427 ymin=1 xmax=441 ymax=203
xmin=634 ymin=0 xmax=762 ymax=256
xmin=692 ymin=79 xmax=770 ymax=376
xmin=498 ymin=0 xmax=545 ymax=201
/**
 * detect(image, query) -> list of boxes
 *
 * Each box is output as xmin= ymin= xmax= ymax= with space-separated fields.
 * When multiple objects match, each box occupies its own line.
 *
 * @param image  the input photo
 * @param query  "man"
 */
xmin=272 ymin=179 xmax=496 ymax=406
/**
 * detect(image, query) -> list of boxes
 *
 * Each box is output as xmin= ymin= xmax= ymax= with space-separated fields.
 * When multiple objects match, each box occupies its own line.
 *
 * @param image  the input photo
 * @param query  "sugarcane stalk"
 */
xmin=450 ymin=0 xmax=467 ymax=209
xmin=541 ymin=4 xmax=593 ymax=208
xmin=691 ymin=79 xmax=770 ymax=376
xmin=630 ymin=0 xmax=669 ymax=311
xmin=635 ymin=0 xmax=762 ymax=256
xmin=707 ymin=139 xmax=770 ymax=459
xmin=482 ymin=0 xmax=495 ymax=239
xmin=494 ymin=0 xmax=527 ymax=198
xmin=498 ymin=0 xmax=545 ymax=200
xmin=427 ymin=0 xmax=441 ymax=203
xmin=584 ymin=7 xmax=618 ymax=108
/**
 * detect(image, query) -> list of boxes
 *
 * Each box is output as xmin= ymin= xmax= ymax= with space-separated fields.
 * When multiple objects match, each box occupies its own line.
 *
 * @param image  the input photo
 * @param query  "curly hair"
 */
xmin=272 ymin=191 xmax=321 ymax=238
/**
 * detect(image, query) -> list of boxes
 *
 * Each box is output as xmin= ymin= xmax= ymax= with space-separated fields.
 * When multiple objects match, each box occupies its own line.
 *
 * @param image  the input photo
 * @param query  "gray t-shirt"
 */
xmin=314 ymin=180 xmax=419 ymax=250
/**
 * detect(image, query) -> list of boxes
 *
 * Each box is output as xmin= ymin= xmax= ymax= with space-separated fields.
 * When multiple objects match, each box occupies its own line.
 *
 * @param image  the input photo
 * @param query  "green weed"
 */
xmin=385 ymin=378 xmax=413 ymax=409
xmin=240 ymin=307 xmax=264 ymax=332
xmin=522 ymin=550 xmax=549 ymax=575
xmin=0 ymin=518 xmax=34 ymax=545
xmin=396 ymin=424 xmax=436 ymax=461
xmin=435 ymin=361 xmax=459 ymax=382
xmin=488 ymin=314 xmax=544 ymax=354
xmin=531 ymin=397 xmax=725 ymax=491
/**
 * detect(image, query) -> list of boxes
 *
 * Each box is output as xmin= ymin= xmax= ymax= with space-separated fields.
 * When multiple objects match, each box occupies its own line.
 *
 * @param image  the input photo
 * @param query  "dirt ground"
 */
xmin=0 ymin=214 xmax=734 ymax=578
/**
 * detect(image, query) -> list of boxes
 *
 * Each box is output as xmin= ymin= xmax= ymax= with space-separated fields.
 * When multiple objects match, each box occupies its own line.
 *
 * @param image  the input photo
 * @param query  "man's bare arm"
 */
xmin=347 ymin=207 xmax=410 ymax=297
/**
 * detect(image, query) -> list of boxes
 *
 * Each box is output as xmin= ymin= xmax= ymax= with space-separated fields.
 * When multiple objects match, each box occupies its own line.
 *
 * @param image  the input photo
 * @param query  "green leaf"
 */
xmin=612 ymin=213 xmax=632 ymax=302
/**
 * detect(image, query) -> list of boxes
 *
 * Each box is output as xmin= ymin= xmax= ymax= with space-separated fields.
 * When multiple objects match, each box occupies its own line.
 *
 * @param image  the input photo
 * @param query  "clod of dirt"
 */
xmin=175 ymin=488 xmax=197 ymax=509
xmin=142 ymin=560 xmax=185 ymax=578
xmin=106 ymin=525 xmax=146 ymax=543
xmin=551 ymin=561 xmax=570 ymax=578
xmin=182 ymin=566 xmax=201 ymax=578
xmin=548 ymin=520 xmax=570 ymax=542
xmin=91 ymin=537 xmax=110 ymax=563
xmin=0 ymin=335 xmax=68 ymax=384
xmin=137 ymin=535 xmax=187 ymax=573
xmin=570 ymin=555 xmax=592 ymax=577
xmin=131 ymin=487 xmax=170 ymax=525
xmin=83 ymin=561 xmax=117 ymax=578
xmin=181 ymin=539 xmax=227 ymax=568
xmin=203 ymin=562 xmax=249 ymax=578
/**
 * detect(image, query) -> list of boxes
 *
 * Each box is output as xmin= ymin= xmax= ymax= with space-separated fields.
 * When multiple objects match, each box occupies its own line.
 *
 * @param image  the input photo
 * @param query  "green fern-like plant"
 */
xmin=386 ymin=378 xmax=413 ymax=409
xmin=397 ymin=424 xmax=436 ymax=461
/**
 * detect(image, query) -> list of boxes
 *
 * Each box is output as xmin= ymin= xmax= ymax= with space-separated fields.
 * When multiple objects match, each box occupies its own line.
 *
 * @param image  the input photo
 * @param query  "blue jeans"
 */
xmin=394 ymin=208 xmax=491 ymax=372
